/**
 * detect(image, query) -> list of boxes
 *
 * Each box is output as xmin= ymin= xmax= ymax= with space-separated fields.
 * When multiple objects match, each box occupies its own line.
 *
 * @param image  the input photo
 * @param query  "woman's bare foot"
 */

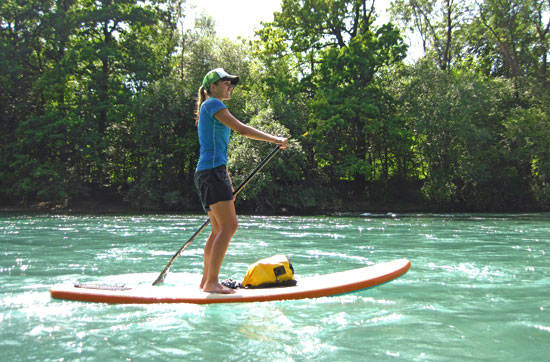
xmin=202 ymin=282 xmax=236 ymax=294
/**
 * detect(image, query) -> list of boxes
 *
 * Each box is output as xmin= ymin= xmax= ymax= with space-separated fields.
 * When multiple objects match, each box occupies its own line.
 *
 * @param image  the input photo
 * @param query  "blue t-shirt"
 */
xmin=196 ymin=98 xmax=231 ymax=171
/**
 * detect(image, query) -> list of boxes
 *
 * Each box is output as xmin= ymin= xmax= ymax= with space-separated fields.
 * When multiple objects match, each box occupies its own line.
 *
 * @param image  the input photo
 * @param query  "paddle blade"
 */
xmin=152 ymin=271 xmax=168 ymax=286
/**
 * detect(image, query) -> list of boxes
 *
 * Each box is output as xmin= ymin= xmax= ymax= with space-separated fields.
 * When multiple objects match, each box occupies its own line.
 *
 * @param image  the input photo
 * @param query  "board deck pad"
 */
xmin=74 ymin=282 xmax=132 ymax=291
xmin=50 ymin=259 xmax=410 ymax=304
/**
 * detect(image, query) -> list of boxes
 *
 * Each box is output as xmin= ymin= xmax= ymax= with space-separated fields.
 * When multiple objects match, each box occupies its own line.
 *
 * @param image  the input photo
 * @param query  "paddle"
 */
xmin=152 ymin=145 xmax=282 ymax=286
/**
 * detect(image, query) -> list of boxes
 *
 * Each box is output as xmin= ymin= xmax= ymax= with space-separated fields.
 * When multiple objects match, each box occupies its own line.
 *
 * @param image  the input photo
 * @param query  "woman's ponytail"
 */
xmin=195 ymin=85 xmax=209 ymax=127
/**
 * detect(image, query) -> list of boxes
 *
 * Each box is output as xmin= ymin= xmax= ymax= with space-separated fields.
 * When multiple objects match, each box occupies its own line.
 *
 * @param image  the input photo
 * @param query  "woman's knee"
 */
xmin=223 ymin=217 xmax=238 ymax=234
xmin=210 ymin=200 xmax=238 ymax=234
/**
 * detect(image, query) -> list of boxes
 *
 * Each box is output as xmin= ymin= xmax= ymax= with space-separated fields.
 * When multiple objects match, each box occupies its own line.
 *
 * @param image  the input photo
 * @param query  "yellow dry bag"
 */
xmin=242 ymin=255 xmax=297 ymax=288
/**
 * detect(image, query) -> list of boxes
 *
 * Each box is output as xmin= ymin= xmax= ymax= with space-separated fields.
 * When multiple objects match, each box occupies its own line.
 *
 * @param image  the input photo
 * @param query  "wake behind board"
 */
xmin=50 ymin=259 xmax=410 ymax=305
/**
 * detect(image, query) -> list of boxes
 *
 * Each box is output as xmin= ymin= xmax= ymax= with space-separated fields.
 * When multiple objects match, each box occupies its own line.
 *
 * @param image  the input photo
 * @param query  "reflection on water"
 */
xmin=1 ymin=213 xmax=549 ymax=361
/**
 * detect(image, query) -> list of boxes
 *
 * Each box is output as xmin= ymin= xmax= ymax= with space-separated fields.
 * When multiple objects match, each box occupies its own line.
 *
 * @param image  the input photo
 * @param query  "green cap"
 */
xmin=202 ymin=68 xmax=239 ymax=88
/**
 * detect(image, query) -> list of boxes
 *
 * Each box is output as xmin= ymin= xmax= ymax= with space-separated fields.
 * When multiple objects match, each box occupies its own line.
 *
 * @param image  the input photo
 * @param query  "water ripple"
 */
xmin=1 ymin=213 xmax=549 ymax=361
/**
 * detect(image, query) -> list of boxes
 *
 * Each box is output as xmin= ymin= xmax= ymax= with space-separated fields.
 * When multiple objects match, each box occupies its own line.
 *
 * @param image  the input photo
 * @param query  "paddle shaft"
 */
xmin=152 ymin=145 xmax=282 ymax=285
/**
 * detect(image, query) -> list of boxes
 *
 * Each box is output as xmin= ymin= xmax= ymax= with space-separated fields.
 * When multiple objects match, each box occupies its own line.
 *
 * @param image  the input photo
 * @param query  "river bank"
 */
xmin=0 ymin=197 xmax=426 ymax=216
xmin=2 ymin=192 xmax=545 ymax=215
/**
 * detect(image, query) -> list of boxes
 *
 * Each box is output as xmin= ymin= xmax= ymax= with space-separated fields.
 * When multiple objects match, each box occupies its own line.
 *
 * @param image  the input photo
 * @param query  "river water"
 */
xmin=1 ymin=212 xmax=548 ymax=361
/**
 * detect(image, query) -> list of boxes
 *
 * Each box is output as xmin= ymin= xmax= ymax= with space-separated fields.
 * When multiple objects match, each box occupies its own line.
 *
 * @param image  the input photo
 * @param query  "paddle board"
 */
xmin=50 ymin=258 xmax=410 ymax=304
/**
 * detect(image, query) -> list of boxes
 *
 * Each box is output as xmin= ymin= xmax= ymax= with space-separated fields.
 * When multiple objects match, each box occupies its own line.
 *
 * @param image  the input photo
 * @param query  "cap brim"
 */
xmin=222 ymin=75 xmax=239 ymax=85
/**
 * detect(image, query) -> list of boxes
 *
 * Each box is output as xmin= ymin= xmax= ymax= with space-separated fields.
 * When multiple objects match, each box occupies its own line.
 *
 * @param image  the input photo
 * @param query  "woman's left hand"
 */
xmin=275 ymin=137 xmax=289 ymax=149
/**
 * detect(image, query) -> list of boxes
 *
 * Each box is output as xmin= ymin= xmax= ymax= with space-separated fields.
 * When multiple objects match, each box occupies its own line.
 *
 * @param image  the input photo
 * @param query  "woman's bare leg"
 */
xmin=201 ymin=200 xmax=238 ymax=294
xmin=200 ymin=215 xmax=219 ymax=290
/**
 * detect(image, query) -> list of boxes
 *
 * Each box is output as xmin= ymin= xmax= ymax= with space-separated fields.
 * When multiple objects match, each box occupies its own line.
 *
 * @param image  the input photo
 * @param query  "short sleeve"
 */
xmin=203 ymin=98 xmax=227 ymax=118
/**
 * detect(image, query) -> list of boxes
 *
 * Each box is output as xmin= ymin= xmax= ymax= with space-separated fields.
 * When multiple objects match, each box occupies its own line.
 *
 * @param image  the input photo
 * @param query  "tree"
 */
xmin=228 ymin=110 xmax=303 ymax=212
xmin=0 ymin=0 xmax=177 ymax=204
xmin=528 ymin=0 xmax=550 ymax=89
xmin=469 ymin=0 xmax=550 ymax=88
xmin=1 ymin=0 xmax=83 ymax=202
xmin=502 ymin=106 xmax=550 ymax=208
xmin=393 ymin=60 xmax=537 ymax=210
xmin=257 ymin=0 xmax=408 ymax=197
xmin=124 ymin=14 xmax=265 ymax=210
xmin=73 ymin=0 xmax=174 ymax=186
xmin=390 ymin=0 xmax=472 ymax=71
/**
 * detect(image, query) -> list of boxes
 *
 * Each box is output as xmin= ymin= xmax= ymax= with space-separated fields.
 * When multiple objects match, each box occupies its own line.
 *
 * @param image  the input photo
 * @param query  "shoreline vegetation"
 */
xmin=0 ymin=201 xmax=413 ymax=215
xmin=2 ymin=1 xmax=549 ymax=215
xmin=1 ymin=196 xmax=546 ymax=216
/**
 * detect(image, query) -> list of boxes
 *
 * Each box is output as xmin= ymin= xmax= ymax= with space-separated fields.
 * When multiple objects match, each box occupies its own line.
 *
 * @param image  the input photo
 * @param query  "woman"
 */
xmin=194 ymin=68 xmax=289 ymax=294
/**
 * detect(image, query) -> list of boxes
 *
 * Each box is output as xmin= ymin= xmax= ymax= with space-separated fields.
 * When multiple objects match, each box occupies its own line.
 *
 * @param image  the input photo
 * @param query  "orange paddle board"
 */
xmin=50 ymin=259 xmax=410 ymax=304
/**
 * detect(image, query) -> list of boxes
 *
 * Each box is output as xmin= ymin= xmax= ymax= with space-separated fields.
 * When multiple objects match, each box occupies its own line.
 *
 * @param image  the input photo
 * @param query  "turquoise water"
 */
xmin=1 ymin=213 xmax=549 ymax=361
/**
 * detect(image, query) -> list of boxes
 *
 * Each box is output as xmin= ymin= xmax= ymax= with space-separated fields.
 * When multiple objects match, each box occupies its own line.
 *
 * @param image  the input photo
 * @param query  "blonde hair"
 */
xmin=195 ymin=85 xmax=210 ymax=127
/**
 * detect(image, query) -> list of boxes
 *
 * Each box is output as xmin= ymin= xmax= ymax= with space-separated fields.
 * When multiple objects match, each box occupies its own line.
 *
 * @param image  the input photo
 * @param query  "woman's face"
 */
xmin=210 ymin=80 xmax=234 ymax=100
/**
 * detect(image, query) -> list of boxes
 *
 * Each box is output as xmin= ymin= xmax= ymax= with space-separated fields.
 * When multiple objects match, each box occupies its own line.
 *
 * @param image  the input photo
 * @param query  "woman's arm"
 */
xmin=215 ymin=108 xmax=288 ymax=148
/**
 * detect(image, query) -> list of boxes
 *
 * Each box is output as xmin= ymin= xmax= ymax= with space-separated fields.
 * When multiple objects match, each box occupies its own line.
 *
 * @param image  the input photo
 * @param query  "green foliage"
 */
xmin=256 ymin=0 xmax=411 ymax=201
xmin=1 ymin=0 xmax=549 ymax=212
xmin=123 ymin=77 xmax=195 ymax=210
xmin=503 ymin=106 xmax=550 ymax=207
xmin=228 ymin=108 xmax=309 ymax=212
xmin=390 ymin=0 xmax=471 ymax=71
xmin=392 ymin=60 xmax=541 ymax=210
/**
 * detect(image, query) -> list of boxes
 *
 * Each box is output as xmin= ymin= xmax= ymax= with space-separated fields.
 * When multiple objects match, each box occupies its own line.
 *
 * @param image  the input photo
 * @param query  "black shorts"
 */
xmin=194 ymin=165 xmax=234 ymax=213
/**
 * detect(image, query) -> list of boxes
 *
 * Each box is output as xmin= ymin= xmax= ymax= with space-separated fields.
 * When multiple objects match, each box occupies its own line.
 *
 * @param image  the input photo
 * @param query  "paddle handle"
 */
xmin=152 ymin=146 xmax=282 ymax=286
